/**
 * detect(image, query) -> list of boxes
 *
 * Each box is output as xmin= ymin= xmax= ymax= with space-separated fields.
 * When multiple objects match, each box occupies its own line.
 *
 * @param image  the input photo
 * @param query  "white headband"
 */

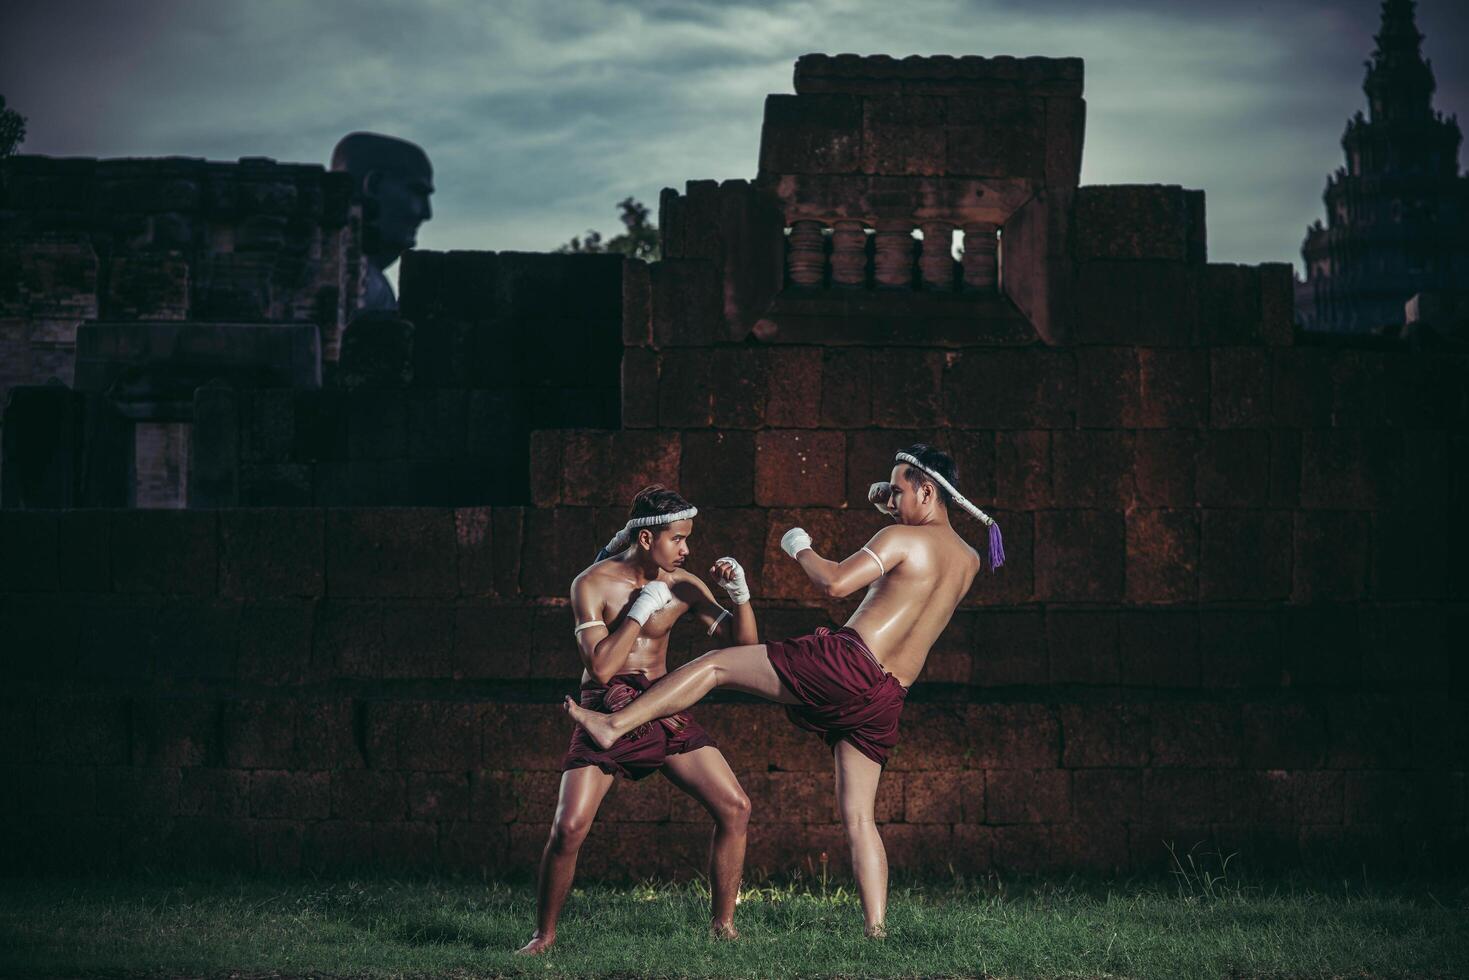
xmin=598 ymin=506 xmax=698 ymax=559
xmin=894 ymin=453 xmax=1005 ymax=570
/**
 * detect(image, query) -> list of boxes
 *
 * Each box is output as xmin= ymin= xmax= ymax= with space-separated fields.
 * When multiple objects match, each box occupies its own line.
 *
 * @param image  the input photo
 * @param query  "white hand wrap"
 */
xmin=780 ymin=527 xmax=813 ymax=560
xmin=868 ymin=481 xmax=897 ymax=516
xmin=626 ymin=580 xmax=674 ymax=626
xmin=714 ymin=557 xmax=750 ymax=605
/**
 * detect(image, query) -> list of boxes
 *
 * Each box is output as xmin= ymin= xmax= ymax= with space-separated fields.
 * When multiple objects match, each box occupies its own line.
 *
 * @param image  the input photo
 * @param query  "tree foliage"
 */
xmin=0 ymin=95 xmax=26 ymax=158
xmin=557 ymin=196 xmax=659 ymax=261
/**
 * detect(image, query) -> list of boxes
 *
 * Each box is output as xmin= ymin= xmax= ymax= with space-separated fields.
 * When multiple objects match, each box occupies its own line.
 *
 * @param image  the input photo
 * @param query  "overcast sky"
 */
xmin=3 ymin=0 xmax=1465 ymax=270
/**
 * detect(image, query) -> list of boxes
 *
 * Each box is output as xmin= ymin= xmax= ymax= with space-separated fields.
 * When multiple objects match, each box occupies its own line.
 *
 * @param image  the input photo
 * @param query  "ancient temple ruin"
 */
xmin=0 ymin=53 xmax=1464 ymax=878
xmin=1296 ymin=0 xmax=1469 ymax=334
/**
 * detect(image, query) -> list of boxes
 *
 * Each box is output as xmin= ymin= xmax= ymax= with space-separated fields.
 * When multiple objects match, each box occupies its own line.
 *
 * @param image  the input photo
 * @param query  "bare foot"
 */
xmin=514 ymin=932 xmax=555 ymax=955
xmin=864 ymin=923 xmax=887 ymax=939
xmin=564 ymin=696 xmax=621 ymax=750
xmin=710 ymin=921 xmax=739 ymax=941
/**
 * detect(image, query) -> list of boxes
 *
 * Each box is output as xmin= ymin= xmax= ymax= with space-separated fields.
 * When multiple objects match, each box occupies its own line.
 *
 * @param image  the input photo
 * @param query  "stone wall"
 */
xmin=1 ymin=54 xmax=1465 ymax=878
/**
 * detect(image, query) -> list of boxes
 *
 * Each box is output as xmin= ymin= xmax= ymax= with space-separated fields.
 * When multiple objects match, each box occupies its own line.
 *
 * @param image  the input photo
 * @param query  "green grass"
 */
xmin=1 ymin=866 xmax=1465 ymax=979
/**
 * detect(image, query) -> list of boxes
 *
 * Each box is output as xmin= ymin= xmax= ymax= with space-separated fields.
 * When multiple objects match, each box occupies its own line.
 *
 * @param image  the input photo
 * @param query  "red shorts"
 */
xmin=562 ymin=672 xmax=717 ymax=781
xmin=765 ymin=626 xmax=908 ymax=767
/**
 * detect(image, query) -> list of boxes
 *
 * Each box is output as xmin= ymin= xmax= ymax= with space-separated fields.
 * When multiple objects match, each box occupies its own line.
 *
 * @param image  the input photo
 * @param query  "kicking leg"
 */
xmin=565 ymin=644 xmax=796 ymax=750
xmin=661 ymin=746 xmax=751 ymax=939
xmin=515 ymin=765 xmax=615 ymax=955
xmin=834 ymin=739 xmax=888 ymax=937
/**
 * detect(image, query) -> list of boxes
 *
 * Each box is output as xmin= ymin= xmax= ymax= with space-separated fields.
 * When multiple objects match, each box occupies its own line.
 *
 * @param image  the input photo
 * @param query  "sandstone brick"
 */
xmin=754 ymin=430 xmax=845 ymax=507
xmin=965 ymin=703 xmax=1059 ymax=768
xmin=621 ymin=347 xmax=658 ymax=428
xmin=178 ymin=768 xmax=249 ymax=818
xmin=397 ymin=701 xmax=480 ymax=772
xmin=763 ymin=348 xmax=823 ymax=426
xmin=1050 ymin=819 xmax=1131 ymax=874
xmin=1034 ymin=510 xmax=1123 ymax=602
xmin=760 ymin=93 xmax=864 ymax=174
xmin=991 ymin=824 xmax=1050 ymax=872
xmin=218 ymin=509 xmax=323 ymax=598
xmin=1199 ymin=610 xmax=1281 ymax=689
xmin=1125 ymin=509 xmax=1199 ymax=603
xmin=1132 ymin=430 xmax=1197 ymax=507
xmin=1281 ymin=605 xmax=1361 ymax=689
xmin=651 ymin=259 xmax=720 ymax=347
xmin=1119 ymin=610 xmax=1200 ymax=688
xmin=1046 ymin=610 xmax=1119 ymax=685
xmin=994 ymin=430 xmax=1050 ymax=508
xmin=1289 ymin=770 xmax=1344 ymax=824
xmin=819 ymin=348 xmax=873 ymax=426
xmin=110 ymin=511 xmax=217 ymax=596
xmin=862 ymin=94 xmax=946 ymax=175
xmin=1051 ymin=430 xmax=1133 ymax=508
xmin=1195 ymin=265 xmax=1261 ymax=344
xmin=1299 ymin=430 xmax=1399 ymax=510
xmin=986 ymin=769 xmax=1069 ymax=823
xmin=1241 ymin=702 xmax=1328 ymax=769
xmin=317 ymin=600 xmax=454 ymax=679
xmin=96 ymin=766 xmax=180 ymax=817
xmin=131 ymin=698 xmax=217 ymax=767
xmin=871 ymin=350 xmax=945 ymax=427
xmin=440 ymin=821 xmax=506 ymax=872
xmin=331 ymin=770 xmax=406 ymax=821
xmin=251 ymin=770 xmax=328 ymax=819
xmin=518 ymin=508 xmax=598 ymax=597
xmin=1194 ymin=430 xmax=1270 ymax=507
xmin=325 ymin=509 xmax=456 ymax=597
xmin=1198 ymin=510 xmax=1291 ymax=601
xmin=1293 ymin=511 xmax=1369 ymax=602
xmin=680 ymin=430 xmax=756 ymax=507
xmin=707 ymin=347 xmax=768 ymax=428
xmin=304 ymin=819 xmax=375 ymax=873
xmin=972 ymin=610 xmax=1047 ymax=687
xmin=1059 ymin=703 xmax=1149 ymax=767
xmin=1149 ymin=702 xmax=1241 ymax=767
xmin=1071 ymin=769 xmax=1144 ymax=822
xmin=491 ymin=508 xmax=524 ymax=596
xmin=944 ymin=349 xmax=1074 ymax=429
xmin=36 ymin=698 xmax=129 ymax=766
xmin=1074 ymin=185 xmax=1195 ymax=261
xmin=902 ymin=771 xmax=962 ymax=823
xmin=237 ymin=600 xmax=315 ymax=686
xmin=408 ymin=772 xmax=471 ymax=822
xmin=1209 ymin=348 xmax=1271 ymax=428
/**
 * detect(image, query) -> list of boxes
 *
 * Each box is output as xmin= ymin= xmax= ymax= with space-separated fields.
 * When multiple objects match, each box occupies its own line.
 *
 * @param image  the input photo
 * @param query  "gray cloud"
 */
xmin=2 ymin=0 xmax=1464 ymax=268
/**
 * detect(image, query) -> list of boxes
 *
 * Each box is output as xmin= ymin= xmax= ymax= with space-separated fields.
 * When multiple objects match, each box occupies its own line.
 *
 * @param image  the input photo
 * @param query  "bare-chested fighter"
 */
xmin=566 ymin=445 xmax=1004 ymax=937
xmin=516 ymin=485 xmax=758 ymax=955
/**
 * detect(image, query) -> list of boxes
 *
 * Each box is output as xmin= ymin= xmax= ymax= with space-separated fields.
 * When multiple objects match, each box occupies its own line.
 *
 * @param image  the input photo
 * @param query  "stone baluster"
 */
xmin=919 ymin=220 xmax=956 ymax=291
xmin=786 ymin=220 xmax=827 ymax=288
xmin=873 ymin=221 xmax=915 ymax=290
xmin=829 ymin=220 xmax=868 ymax=288
xmin=962 ymin=222 xmax=999 ymax=292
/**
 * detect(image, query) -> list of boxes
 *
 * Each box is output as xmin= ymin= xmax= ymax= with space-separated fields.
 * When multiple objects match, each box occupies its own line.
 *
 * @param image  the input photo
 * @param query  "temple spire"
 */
xmin=1364 ymin=0 xmax=1434 ymax=123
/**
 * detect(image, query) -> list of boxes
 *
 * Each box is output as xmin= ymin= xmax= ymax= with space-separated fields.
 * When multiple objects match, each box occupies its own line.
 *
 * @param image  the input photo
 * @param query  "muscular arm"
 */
xmin=675 ymin=569 xmax=758 ymax=646
xmin=571 ymin=576 xmax=643 ymax=685
xmin=796 ymin=526 xmax=906 ymax=599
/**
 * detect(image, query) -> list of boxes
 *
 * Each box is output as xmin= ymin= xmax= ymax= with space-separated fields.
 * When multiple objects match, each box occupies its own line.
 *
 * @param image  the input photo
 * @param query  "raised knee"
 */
xmin=549 ymin=815 xmax=593 ymax=852
xmin=716 ymin=791 xmax=751 ymax=827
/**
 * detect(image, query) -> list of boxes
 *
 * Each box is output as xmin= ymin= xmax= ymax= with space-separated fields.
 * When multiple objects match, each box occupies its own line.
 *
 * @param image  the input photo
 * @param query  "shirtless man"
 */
xmin=516 ymin=485 xmax=757 ymax=955
xmin=565 ymin=445 xmax=1004 ymax=937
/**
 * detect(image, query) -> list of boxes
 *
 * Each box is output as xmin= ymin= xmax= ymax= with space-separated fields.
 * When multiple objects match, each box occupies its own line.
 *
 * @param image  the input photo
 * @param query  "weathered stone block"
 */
xmin=1046 ymin=610 xmax=1120 ymax=685
xmin=1198 ymin=510 xmax=1291 ymax=601
xmin=453 ymin=604 xmax=533 ymax=679
xmin=1125 ymin=509 xmax=1198 ymax=602
xmin=110 ymin=512 xmax=218 ymax=596
xmin=1131 ymin=430 xmax=1197 ymax=507
xmin=651 ymin=259 xmax=721 ymax=347
xmin=1195 ymin=430 xmax=1270 ymax=507
xmin=1292 ymin=511 xmax=1369 ymax=602
xmin=759 ymin=93 xmax=864 ymax=175
xmin=985 ymin=769 xmax=1070 ymax=823
xmin=325 ymin=509 xmax=456 ymax=597
xmin=763 ymin=348 xmax=823 ymax=427
xmin=1149 ymin=702 xmax=1241 ymax=767
xmin=219 ymin=509 xmax=324 ymax=597
xmin=1074 ymin=185 xmax=1197 ymax=261
xmin=1119 ymin=610 xmax=1199 ymax=688
xmin=1210 ymin=348 xmax=1271 ymax=427
xmin=944 ymin=349 xmax=1074 ymax=429
xmin=965 ymin=703 xmax=1059 ymax=768
xmin=681 ymin=430 xmax=756 ymax=507
xmin=1051 ymin=430 xmax=1133 ymax=507
xmin=1034 ymin=510 xmax=1123 ymax=602
xmin=1199 ymin=610 xmax=1282 ymax=689
xmin=754 ymin=430 xmax=845 ymax=507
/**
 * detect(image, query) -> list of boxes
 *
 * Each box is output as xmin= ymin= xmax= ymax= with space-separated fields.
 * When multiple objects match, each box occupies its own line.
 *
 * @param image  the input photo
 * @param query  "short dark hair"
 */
xmin=898 ymin=443 xmax=958 ymax=507
xmin=629 ymin=484 xmax=692 ymax=521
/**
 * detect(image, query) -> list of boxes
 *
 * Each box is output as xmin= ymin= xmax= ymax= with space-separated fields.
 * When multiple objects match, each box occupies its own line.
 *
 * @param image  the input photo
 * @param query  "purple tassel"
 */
xmin=988 ymin=522 xmax=1006 ymax=571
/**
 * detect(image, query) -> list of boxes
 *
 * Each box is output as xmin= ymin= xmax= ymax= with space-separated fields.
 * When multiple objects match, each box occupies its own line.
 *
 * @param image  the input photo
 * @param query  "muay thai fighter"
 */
xmin=564 ymin=445 xmax=1004 ymax=937
xmin=516 ymin=485 xmax=757 ymax=955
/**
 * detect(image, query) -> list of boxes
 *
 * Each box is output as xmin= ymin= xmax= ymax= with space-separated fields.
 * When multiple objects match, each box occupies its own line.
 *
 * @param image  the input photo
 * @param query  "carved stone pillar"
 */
xmin=786 ymin=220 xmax=827 ymax=288
xmin=920 ymin=221 xmax=956 ymax=290
xmin=962 ymin=222 xmax=999 ymax=291
xmin=829 ymin=220 xmax=868 ymax=288
xmin=873 ymin=222 xmax=914 ymax=290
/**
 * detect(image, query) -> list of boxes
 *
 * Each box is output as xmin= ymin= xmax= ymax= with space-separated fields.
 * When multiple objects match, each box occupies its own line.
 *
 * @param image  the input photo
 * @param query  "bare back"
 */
xmin=845 ymin=523 xmax=980 ymax=686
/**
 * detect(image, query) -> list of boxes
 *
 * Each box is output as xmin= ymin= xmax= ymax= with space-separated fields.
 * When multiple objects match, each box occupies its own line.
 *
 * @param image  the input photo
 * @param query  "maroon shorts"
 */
xmin=562 ymin=672 xmax=717 ymax=781
xmin=765 ymin=626 xmax=908 ymax=767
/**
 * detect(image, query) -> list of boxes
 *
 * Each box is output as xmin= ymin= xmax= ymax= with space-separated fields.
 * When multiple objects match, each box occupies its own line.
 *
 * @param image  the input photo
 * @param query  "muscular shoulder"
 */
xmin=572 ymin=561 xmax=626 ymax=600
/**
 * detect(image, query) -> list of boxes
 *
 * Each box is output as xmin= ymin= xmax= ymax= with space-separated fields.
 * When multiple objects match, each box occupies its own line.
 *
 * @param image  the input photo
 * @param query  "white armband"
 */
xmin=707 ymin=607 xmax=731 ymax=636
xmin=861 ymin=546 xmax=885 ymax=576
xmin=573 ymin=620 xmax=606 ymax=636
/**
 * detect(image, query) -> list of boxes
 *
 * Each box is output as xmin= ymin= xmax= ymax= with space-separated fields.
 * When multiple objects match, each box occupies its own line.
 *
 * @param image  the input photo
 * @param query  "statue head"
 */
xmin=330 ymin=132 xmax=434 ymax=270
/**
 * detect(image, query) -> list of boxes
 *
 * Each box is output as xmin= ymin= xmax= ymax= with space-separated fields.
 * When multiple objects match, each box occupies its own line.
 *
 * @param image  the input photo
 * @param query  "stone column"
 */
xmin=829 ymin=220 xmax=868 ymax=288
xmin=873 ymin=221 xmax=915 ymax=290
xmin=786 ymin=220 xmax=827 ymax=288
xmin=920 ymin=220 xmax=956 ymax=291
xmin=962 ymin=222 xmax=999 ymax=292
